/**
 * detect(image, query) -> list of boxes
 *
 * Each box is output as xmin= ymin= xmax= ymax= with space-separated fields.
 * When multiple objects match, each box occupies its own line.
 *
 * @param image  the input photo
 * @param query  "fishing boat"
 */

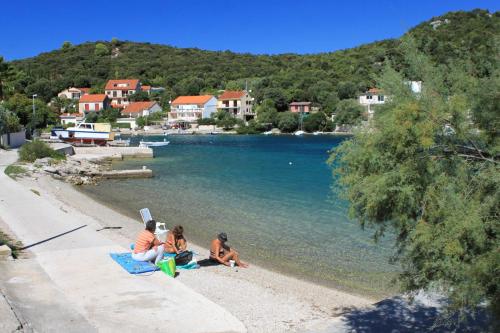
xmin=139 ymin=139 xmax=170 ymax=148
xmin=294 ymin=130 xmax=305 ymax=136
xmin=51 ymin=123 xmax=114 ymax=146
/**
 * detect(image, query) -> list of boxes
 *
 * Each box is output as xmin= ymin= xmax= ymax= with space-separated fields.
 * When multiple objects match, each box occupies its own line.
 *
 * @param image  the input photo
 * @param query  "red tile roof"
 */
xmin=122 ymin=101 xmax=158 ymax=114
xmin=171 ymin=95 xmax=214 ymax=105
xmin=290 ymin=102 xmax=311 ymax=106
xmin=218 ymin=90 xmax=245 ymax=100
xmin=141 ymin=85 xmax=151 ymax=91
xmin=105 ymin=79 xmax=140 ymax=91
xmin=79 ymin=94 xmax=107 ymax=103
xmin=368 ymin=88 xmax=382 ymax=94
xmin=78 ymin=88 xmax=90 ymax=94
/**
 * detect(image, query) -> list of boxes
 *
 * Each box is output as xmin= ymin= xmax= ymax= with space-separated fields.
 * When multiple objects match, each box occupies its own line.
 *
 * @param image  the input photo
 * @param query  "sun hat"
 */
xmin=218 ymin=232 xmax=228 ymax=242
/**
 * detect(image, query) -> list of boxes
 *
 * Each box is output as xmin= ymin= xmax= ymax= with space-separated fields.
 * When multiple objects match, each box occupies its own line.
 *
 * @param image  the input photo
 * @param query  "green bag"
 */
xmin=157 ymin=257 xmax=176 ymax=277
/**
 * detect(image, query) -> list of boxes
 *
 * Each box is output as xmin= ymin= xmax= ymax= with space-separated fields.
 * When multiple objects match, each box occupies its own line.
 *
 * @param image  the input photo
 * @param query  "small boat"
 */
xmin=139 ymin=139 xmax=170 ymax=148
xmin=51 ymin=123 xmax=114 ymax=146
xmin=294 ymin=130 xmax=305 ymax=136
xmin=313 ymin=131 xmax=323 ymax=136
xmin=263 ymin=130 xmax=273 ymax=135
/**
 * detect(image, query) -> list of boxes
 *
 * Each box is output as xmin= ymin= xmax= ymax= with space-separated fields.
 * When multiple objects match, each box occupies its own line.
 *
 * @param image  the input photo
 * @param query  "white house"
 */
xmin=104 ymin=79 xmax=141 ymax=107
xmin=217 ymin=90 xmax=255 ymax=121
xmin=359 ymin=88 xmax=386 ymax=115
xmin=58 ymin=87 xmax=90 ymax=100
xmin=168 ymin=95 xmax=217 ymax=125
xmin=121 ymin=101 xmax=162 ymax=118
xmin=78 ymin=94 xmax=110 ymax=113
xmin=59 ymin=113 xmax=84 ymax=125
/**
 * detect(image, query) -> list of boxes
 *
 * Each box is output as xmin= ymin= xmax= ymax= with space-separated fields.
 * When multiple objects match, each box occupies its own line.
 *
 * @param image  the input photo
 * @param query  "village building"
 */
xmin=168 ymin=95 xmax=217 ymax=127
xmin=78 ymin=94 xmax=110 ymax=113
xmin=58 ymin=87 xmax=90 ymax=100
xmin=289 ymin=102 xmax=312 ymax=114
xmin=59 ymin=113 xmax=84 ymax=126
xmin=358 ymin=88 xmax=386 ymax=115
xmin=104 ymin=79 xmax=141 ymax=107
xmin=216 ymin=90 xmax=255 ymax=120
xmin=121 ymin=101 xmax=162 ymax=118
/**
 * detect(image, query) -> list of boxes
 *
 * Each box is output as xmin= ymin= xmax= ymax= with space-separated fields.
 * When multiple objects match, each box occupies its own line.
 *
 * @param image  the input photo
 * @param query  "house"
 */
xmin=78 ymin=94 xmax=110 ymax=113
xmin=121 ymin=101 xmax=162 ymax=118
xmin=168 ymin=95 xmax=217 ymax=126
xmin=104 ymin=79 xmax=141 ymax=107
xmin=58 ymin=87 xmax=90 ymax=100
xmin=217 ymin=90 xmax=255 ymax=121
xmin=141 ymin=85 xmax=151 ymax=94
xmin=359 ymin=88 xmax=386 ymax=115
xmin=289 ymin=102 xmax=312 ymax=114
xmin=59 ymin=113 xmax=84 ymax=126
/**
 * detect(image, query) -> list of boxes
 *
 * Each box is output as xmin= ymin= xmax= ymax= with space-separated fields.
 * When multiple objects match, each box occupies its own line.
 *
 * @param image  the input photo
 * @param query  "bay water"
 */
xmin=79 ymin=135 xmax=398 ymax=296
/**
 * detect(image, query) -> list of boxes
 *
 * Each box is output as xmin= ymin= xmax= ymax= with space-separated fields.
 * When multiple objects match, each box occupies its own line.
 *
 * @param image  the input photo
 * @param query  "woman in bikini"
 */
xmin=165 ymin=225 xmax=187 ymax=254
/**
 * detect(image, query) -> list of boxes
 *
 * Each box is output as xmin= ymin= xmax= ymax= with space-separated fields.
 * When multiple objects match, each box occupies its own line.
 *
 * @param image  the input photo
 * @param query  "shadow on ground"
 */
xmin=336 ymin=295 xmax=493 ymax=333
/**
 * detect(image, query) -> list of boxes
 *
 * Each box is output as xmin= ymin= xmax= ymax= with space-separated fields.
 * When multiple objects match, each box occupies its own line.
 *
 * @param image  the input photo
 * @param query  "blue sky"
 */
xmin=1 ymin=0 xmax=498 ymax=60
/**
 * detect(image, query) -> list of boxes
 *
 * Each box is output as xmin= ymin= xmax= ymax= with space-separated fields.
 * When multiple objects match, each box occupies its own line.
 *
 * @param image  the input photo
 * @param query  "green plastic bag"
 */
xmin=157 ymin=257 xmax=176 ymax=277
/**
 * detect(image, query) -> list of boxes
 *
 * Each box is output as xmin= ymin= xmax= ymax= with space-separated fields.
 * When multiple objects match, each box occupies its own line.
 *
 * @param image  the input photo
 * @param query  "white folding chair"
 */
xmin=139 ymin=208 xmax=168 ymax=241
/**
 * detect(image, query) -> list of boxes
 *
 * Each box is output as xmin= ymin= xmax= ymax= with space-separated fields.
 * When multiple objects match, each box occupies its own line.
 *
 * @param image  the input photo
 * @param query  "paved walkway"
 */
xmin=0 ymin=149 xmax=245 ymax=332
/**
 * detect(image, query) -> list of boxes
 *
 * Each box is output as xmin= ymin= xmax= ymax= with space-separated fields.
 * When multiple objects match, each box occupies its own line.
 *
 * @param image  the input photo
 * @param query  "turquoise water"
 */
xmin=80 ymin=135 xmax=398 ymax=296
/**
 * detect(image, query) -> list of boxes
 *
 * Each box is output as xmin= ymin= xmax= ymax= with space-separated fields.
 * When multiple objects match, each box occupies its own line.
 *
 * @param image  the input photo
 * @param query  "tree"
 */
xmin=129 ymin=91 xmax=150 ymax=102
xmin=255 ymin=99 xmax=278 ymax=126
xmin=0 ymin=56 xmax=8 ymax=100
xmin=85 ymin=112 xmax=98 ymax=123
xmin=277 ymin=112 xmax=299 ymax=133
xmin=94 ymin=43 xmax=110 ymax=57
xmin=333 ymin=99 xmax=365 ymax=126
xmin=61 ymin=41 xmax=72 ymax=51
xmin=303 ymin=112 xmax=329 ymax=132
xmin=336 ymin=81 xmax=358 ymax=100
xmin=330 ymin=37 xmax=500 ymax=319
xmin=0 ymin=105 xmax=21 ymax=134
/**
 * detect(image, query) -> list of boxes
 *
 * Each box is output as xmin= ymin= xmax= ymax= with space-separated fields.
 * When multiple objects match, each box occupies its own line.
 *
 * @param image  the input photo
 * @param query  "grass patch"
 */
xmin=4 ymin=165 xmax=27 ymax=179
xmin=0 ymin=229 xmax=23 ymax=259
xmin=30 ymin=189 xmax=41 ymax=196
xmin=19 ymin=140 xmax=66 ymax=163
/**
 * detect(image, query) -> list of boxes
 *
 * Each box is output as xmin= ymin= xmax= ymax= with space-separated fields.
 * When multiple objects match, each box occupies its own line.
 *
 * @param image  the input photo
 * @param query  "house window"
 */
xmin=113 ymin=91 xmax=117 ymax=97
xmin=378 ymin=95 xmax=384 ymax=102
xmin=366 ymin=95 xmax=372 ymax=100
xmin=95 ymin=103 xmax=100 ymax=111
xmin=85 ymin=104 xmax=89 ymax=111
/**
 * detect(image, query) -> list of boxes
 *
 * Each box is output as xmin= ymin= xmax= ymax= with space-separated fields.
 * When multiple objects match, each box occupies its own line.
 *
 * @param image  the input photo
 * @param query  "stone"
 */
xmin=43 ymin=166 xmax=58 ymax=174
xmin=0 ymin=245 xmax=12 ymax=260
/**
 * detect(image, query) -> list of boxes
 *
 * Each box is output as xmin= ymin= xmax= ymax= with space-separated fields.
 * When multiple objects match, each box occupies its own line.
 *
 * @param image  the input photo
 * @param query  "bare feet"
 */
xmin=238 ymin=261 xmax=249 ymax=268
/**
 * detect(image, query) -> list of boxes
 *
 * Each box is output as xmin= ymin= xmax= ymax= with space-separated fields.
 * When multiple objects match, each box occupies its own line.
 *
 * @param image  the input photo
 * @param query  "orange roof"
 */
xmin=367 ymin=88 xmax=383 ymax=94
xmin=105 ymin=79 xmax=140 ymax=91
xmin=79 ymin=94 xmax=107 ymax=103
xmin=122 ymin=101 xmax=158 ymax=114
xmin=78 ymin=88 xmax=90 ymax=94
xmin=218 ymin=90 xmax=245 ymax=100
xmin=141 ymin=85 xmax=151 ymax=91
xmin=171 ymin=95 xmax=214 ymax=105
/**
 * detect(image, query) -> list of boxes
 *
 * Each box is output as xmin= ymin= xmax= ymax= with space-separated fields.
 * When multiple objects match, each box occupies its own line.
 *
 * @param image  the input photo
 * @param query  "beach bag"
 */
xmin=175 ymin=251 xmax=193 ymax=266
xmin=157 ymin=257 xmax=176 ymax=277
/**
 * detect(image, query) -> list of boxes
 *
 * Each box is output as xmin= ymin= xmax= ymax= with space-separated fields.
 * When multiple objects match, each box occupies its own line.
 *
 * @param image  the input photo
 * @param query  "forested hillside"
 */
xmin=1 ymin=9 xmax=497 ymax=110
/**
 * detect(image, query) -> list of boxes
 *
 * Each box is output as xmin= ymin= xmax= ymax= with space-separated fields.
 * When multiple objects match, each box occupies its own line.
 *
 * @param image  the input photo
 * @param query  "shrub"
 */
xmin=4 ymin=165 xmax=27 ymax=179
xmin=277 ymin=112 xmax=299 ymax=133
xmin=197 ymin=118 xmax=216 ymax=125
xmin=19 ymin=140 xmax=65 ymax=162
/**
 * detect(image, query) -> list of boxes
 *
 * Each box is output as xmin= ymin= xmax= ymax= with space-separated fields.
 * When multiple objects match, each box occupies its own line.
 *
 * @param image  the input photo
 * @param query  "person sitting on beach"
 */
xmin=165 ymin=225 xmax=187 ymax=254
xmin=209 ymin=232 xmax=248 ymax=268
xmin=132 ymin=220 xmax=164 ymax=265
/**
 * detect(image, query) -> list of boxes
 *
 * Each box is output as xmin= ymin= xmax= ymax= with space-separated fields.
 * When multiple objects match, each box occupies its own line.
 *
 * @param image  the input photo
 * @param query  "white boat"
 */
xmin=313 ymin=131 xmax=323 ymax=136
xmin=51 ymin=123 xmax=113 ymax=146
xmin=294 ymin=130 xmax=305 ymax=136
xmin=139 ymin=139 xmax=170 ymax=148
xmin=263 ymin=130 xmax=273 ymax=135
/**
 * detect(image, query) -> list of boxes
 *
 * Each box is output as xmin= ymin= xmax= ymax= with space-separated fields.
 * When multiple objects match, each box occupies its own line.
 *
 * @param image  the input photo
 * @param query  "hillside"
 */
xmin=5 ymin=9 xmax=500 ymax=111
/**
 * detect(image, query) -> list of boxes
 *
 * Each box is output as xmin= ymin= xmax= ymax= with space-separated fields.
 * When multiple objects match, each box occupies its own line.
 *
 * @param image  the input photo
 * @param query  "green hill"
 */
xmin=4 ymin=9 xmax=499 ymax=111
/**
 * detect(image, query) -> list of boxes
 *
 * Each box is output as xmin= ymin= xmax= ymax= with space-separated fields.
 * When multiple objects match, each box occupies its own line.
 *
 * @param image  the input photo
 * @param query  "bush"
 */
xmin=4 ymin=165 xmax=27 ymax=179
xmin=277 ymin=112 xmax=299 ymax=133
xmin=19 ymin=140 xmax=65 ymax=162
xmin=197 ymin=118 xmax=216 ymax=125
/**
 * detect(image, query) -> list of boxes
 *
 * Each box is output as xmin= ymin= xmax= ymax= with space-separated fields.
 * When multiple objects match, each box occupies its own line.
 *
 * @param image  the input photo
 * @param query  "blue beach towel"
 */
xmin=127 ymin=245 xmax=200 ymax=270
xmin=109 ymin=253 xmax=159 ymax=274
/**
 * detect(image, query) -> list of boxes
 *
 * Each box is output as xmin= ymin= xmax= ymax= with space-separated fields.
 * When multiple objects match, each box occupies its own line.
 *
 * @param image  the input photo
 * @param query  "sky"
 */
xmin=1 ymin=0 xmax=498 ymax=60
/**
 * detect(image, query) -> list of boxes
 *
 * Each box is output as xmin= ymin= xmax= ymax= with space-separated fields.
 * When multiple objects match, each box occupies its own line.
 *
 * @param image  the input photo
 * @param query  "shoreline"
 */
xmin=20 ymin=172 xmax=375 ymax=332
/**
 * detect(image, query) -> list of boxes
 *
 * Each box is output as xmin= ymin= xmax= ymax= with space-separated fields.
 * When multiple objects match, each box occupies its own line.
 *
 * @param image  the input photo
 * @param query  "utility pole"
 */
xmin=32 ymin=94 xmax=37 ymax=137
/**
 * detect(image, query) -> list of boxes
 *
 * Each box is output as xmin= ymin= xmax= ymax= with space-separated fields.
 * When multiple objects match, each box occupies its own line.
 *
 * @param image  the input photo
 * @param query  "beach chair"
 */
xmin=140 ymin=208 xmax=168 ymax=241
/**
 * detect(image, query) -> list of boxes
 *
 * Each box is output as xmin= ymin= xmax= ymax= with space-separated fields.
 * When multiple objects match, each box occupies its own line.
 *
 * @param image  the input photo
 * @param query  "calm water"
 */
xmin=80 ymin=135 xmax=398 ymax=296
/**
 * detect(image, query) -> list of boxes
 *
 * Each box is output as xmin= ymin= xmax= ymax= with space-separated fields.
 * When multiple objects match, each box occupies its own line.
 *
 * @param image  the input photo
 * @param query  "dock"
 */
xmin=98 ymin=169 xmax=153 ymax=179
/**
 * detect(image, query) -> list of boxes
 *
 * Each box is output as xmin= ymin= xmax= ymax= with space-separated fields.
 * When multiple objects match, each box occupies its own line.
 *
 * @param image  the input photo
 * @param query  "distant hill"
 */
xmin=7 ymin=9 xmax=499 ymax=109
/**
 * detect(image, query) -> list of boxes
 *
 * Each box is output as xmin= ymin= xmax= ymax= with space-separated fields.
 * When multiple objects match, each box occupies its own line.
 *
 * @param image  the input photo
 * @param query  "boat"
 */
xmin=263 ymin=130 xmax=273 ymax=135
xmin=139 ymin=139 xmax=170 ymax=148
xmin=313 ymin=131 xmax=323 ymax=136
xmin=51 ymin=123 xmax=114 ymax=146
xmin=294 ymin=130 xmax=305 ymax=136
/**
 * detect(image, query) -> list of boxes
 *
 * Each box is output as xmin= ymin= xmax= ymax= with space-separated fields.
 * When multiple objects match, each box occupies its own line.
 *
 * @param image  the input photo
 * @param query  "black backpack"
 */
xmin=174 ymin=251 xmax=193 ymax=266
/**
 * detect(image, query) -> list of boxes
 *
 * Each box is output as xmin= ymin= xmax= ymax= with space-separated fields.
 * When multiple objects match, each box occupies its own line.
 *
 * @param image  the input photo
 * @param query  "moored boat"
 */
xmin=51 ymin=123 xmax=114 ymax=146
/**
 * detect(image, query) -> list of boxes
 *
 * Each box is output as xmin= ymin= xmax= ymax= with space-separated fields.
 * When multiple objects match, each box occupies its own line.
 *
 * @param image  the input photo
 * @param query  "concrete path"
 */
xmin=0 ymin=149 xmax=245 ymax=332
